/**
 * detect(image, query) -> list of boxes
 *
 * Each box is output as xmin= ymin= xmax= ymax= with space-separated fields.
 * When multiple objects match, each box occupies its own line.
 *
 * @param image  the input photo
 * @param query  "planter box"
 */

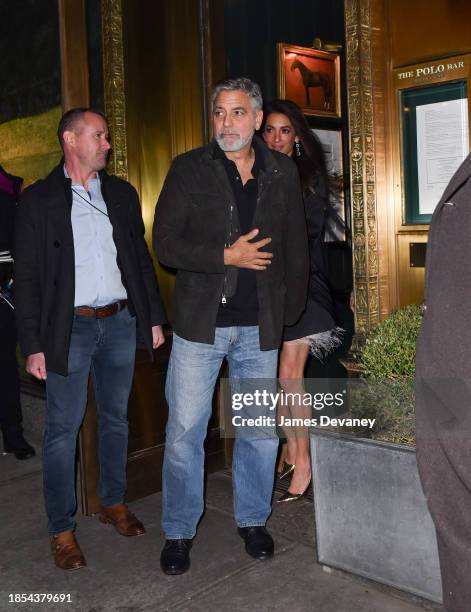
xmin=310 ymin=430 xmax=442 ymax=603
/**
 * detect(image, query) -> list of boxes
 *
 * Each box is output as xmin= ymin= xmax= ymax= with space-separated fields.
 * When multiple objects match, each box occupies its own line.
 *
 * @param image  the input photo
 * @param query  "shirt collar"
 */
xmin=213 ymin=137 xmax=265 ymax=175
xmin=63 ymin=164 xmax=100 ymax=188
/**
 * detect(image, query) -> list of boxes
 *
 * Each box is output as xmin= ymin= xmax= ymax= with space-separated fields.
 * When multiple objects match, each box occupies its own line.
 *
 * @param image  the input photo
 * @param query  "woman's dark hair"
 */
xmin=262 ymin=99 xmax=328 ymax=191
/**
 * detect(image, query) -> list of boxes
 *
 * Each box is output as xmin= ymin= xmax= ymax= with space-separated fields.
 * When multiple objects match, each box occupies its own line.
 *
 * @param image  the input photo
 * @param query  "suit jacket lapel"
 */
xmin=45 ymin=166 xmax=74 ymax=248
xmin=99 ymin=172 xmax=123 ymax=240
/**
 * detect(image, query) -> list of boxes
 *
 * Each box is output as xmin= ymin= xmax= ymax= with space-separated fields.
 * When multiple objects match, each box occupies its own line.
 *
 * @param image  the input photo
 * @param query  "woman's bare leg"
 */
xmin=279 ymin=342 xmax=311 ymax=494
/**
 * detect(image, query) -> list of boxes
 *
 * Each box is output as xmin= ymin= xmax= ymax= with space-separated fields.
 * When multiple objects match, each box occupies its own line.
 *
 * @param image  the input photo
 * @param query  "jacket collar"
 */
xmin=45 ymin=161 xmax=111 ymax=209
xmin=47 ymin=160 xmax=110 ymax=184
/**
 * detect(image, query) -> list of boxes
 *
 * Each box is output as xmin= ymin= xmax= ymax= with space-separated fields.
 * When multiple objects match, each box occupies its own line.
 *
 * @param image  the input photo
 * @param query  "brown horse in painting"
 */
xmin=291 ymin=59 xmax=332 ymax=110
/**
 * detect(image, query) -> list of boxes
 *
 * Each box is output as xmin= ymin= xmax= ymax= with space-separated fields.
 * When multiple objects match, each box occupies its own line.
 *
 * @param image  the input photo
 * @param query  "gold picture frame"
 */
xmin=277 ymin=42 xmax=341 ymax=118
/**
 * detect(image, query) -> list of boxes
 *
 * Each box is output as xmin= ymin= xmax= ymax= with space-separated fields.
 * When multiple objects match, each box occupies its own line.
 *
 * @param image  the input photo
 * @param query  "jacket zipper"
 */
xmin=221 ymin=203 xmax=233 ymax=305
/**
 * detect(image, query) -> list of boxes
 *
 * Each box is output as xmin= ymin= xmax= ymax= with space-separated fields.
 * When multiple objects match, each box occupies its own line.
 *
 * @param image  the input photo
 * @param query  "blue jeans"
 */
xmin=44 ymin=307 xmax=136 ymax=535
xmin=162 ymin=327 xmax=278 ymax=539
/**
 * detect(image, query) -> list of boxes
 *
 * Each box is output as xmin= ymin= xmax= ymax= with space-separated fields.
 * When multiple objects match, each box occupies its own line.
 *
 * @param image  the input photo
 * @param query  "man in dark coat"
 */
xmin=415 ymin=153 xmax=471 ymax=611
xmin=0 ymin=187 xmax=35 ymax=459
xmin=14 ymin=108 xmax=166 ymax=570
xmin=153 ymin=78 xmax=308 ymax=574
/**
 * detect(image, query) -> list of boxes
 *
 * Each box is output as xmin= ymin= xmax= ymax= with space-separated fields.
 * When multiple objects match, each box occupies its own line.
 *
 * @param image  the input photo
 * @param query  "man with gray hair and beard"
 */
xmin=153 ymin=77 xmax=308 ymax=574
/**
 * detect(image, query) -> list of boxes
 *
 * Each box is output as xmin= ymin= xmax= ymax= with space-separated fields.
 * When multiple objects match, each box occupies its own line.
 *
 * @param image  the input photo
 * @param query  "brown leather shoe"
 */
xmin=99 ymin=503 xmax=146 ymax=536
xmin=51 ymin=531 xmax=86 ymax=571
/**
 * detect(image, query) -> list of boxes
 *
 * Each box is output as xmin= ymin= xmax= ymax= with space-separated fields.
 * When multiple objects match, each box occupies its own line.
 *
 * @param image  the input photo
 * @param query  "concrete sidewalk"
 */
xmin=1 ymin=446 xmax=441 ymax=612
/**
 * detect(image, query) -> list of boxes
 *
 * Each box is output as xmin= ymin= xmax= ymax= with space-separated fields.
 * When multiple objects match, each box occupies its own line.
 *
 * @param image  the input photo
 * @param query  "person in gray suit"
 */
xmin=415 ymin=152 xmax=471 ymax=612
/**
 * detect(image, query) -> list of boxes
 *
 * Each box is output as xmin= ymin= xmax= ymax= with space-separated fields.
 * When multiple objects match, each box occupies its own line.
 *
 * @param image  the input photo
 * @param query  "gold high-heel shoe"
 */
xmin=277 ymin=487 xmax=309 ymax=503
xmin=278 ymin=461 xmax=295 ymax=480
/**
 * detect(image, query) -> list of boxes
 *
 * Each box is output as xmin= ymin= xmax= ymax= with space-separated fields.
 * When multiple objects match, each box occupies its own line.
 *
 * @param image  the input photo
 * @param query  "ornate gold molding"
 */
xmin=345 ymin=0 xmax=379 ymax=340
xmin=102 ymin=0 xmax=128 ymax=180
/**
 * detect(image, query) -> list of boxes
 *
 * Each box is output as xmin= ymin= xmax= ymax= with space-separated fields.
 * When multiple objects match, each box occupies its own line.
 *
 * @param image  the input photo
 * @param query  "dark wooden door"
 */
xmin=79 ymin=332 xmax=226 ymax=514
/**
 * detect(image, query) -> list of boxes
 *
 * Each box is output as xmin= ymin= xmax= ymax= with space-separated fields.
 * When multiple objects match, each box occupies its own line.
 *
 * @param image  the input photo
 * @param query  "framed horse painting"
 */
xmin=277 ymin=43 xmax=341 ymax=118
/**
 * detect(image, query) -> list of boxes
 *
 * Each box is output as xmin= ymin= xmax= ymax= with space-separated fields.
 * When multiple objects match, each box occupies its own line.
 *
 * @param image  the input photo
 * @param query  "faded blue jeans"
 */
xmin=44 ymin=307 xmax=136 ymax=535
xmin=162 ymin=327 xmax=278 ymax=540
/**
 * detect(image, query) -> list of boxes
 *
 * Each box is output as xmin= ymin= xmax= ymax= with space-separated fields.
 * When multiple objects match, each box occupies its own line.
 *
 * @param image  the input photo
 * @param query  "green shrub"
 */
xmin=361 ymin=304 xmax=423 ymax=379
xmin=349 ymin=304 xmax=423 ymax=446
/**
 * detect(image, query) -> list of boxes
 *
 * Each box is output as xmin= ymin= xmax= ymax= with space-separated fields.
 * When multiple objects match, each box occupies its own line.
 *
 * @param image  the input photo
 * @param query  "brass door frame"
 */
xmin=102 ymin=0 xmax=128 ymax=180
xmin=344 ymin=0 xmax=383 ymax=337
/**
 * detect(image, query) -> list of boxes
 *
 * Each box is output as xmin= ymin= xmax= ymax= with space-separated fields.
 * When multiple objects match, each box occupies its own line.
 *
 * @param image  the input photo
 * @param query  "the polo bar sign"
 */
xmin=396 ymin=58 xmax=467 ymax=84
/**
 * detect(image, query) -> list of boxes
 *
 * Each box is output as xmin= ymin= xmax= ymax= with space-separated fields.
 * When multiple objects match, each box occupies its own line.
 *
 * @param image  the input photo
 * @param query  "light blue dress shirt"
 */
xmin=65 ymin=166 xmax=127 ymax=307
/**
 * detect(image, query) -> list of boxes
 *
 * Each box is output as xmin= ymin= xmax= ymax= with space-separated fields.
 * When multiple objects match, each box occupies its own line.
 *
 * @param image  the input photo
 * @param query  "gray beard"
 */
xmin=215 ymin=132 xmax=253 ymax=152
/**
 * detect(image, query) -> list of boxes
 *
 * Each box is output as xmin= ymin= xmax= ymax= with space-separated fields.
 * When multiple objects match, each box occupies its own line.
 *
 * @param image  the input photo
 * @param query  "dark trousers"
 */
xmin=416 ymin=376 xmax=471 ymax=612
xmin=0 ymin=298 xmax=23 ymax=443
xmin=44 ymin=307 xmax=136 ymax=535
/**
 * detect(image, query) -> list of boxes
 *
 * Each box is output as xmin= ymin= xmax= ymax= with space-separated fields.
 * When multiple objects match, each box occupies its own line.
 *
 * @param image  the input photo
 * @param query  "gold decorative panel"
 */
xmin=102 ymin=0 xmax=128 ymax=180
xmin=345 ymin=0 xmax=380 ymax=340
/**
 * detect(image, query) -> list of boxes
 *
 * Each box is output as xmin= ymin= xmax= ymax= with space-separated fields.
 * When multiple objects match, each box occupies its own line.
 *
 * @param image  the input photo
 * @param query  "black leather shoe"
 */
xmin=3 ymin=435 xmax=36 ymax=460
xmin=160 ymin=539 xmax=192 ymax=575
xmin=238 ymin=526 xmax=274 ymax=560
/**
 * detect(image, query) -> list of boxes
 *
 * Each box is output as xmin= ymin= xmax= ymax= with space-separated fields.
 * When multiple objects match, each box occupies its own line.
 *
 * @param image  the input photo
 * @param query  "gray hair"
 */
xmin=211 ymin=77 xmax=263 ymax=113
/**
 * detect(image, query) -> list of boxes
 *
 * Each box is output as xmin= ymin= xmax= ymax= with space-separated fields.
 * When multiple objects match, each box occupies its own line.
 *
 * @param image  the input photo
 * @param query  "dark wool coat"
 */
xmin=283 ymin=175 xmax=337 ymax=341
xmin=0 ymin=190 xmax=16 ymax=254
xmin=14 ymin=163 xmax=166 ymax=375
xmin=153 ymin=136 xmax=309 ymax=351
xmin=415 ymin=153 xmax=471 ymax=612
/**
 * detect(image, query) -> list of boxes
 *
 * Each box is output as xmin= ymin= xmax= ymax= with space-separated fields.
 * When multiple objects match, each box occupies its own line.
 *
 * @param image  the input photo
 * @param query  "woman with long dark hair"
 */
xmin=262 ymin=99 xmax=345 ymax=501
